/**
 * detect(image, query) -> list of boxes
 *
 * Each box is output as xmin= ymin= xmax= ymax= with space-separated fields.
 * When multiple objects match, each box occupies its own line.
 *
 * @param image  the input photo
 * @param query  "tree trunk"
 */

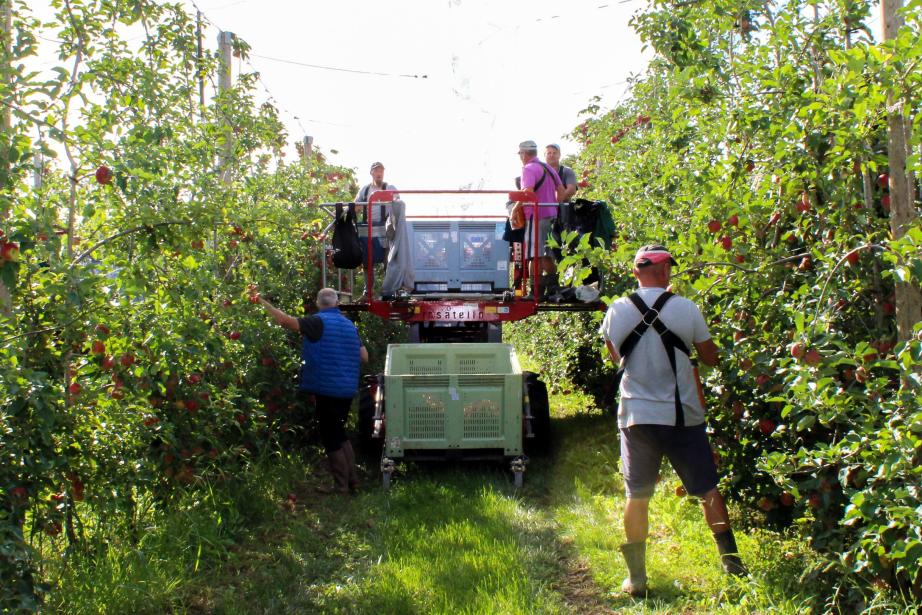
xmin=882 ymin=0 xmax=922 ymax=343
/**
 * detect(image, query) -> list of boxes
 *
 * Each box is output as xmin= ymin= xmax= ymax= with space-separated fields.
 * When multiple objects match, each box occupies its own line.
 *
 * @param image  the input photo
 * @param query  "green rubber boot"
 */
xmin=619 ymin=541 xmax=648 ymax=596
xmin=714 ymin=530 xmax=748 ymax=576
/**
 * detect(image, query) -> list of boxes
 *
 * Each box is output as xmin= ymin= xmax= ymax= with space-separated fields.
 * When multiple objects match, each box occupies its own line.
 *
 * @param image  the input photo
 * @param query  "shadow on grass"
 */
xmin=188 ymin=401 xmax=819 ymax=614
xmin=532 ymin=400 xmax=820 ymax=614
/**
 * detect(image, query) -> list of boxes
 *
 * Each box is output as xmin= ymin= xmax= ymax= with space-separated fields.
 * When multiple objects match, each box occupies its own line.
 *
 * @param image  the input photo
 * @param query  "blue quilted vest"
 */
xmin=299 ymin=308 xmax=361 ymax=398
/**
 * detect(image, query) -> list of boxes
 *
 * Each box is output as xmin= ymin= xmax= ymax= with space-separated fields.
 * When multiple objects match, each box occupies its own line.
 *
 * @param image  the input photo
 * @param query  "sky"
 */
xmin=175 ymin=0 xmax=651 ymax=193
xmin=29 ymin=0 xmax=886 ymax=210
xmin=25 ymin=0 xmax=647 ymax=215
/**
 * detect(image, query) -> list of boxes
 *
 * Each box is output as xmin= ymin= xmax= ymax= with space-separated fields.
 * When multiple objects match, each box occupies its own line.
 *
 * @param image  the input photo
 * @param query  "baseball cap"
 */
xmin=369 ymin=161 xmax=384 ymax=172
xmin=517 ymin=140 xmax=537 ymax=153
xmin=545 ymin=143 xmax=560 ymax=151
xmin=634 ymin=244 xmax=678 ymax=267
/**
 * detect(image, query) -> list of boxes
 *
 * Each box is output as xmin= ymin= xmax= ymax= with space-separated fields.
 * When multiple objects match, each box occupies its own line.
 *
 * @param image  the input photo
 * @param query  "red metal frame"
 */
xmin=351 ymin=189 xmax=575 ymax=324
xmin=366 ymin=297 xmax=539 ymax=323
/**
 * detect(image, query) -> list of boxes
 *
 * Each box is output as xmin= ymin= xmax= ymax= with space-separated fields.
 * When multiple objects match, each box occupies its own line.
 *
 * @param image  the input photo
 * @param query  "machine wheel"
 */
xmin=523 ymin=371 xmax=552 ymax=456
xmin=357 ymin=376 xmax=382 ymax=458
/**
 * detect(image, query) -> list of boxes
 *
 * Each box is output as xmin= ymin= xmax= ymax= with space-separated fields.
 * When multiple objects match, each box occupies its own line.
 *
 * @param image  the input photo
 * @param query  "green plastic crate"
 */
xmin=383 ymin=343 xmax=523 ymax=458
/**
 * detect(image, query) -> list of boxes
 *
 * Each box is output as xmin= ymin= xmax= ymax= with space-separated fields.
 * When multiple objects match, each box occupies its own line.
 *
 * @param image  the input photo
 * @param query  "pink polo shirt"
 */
xmin=521 ymin=158 xmax=561 ymax=219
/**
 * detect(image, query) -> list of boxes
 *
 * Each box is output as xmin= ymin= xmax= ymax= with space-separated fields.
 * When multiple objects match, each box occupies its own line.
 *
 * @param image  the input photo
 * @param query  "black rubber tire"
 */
xmin=357 ymin=378 xmax=382 ymax=457
xmin=523 ymin=371 xmax=552 ymax=456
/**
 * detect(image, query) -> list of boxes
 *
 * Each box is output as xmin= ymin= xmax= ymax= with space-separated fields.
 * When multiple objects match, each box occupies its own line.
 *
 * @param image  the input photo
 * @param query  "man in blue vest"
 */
xmin=251 ymin=286 xmax=368 ymax=493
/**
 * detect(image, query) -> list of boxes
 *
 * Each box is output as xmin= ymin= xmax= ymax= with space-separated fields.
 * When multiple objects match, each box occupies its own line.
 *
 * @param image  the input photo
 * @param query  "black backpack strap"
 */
xmin=530 ymin=162 xmax=562 ymax=194
xmin=619 ymin=291 xmax=690 ymax=427
xmin=356 ymin=185 xmax=367 ymax=222
xmin=533 ymin=165 xmax=547 ymax=192
xmin=559 ymin=164 xmax=570 ymax=186
xmin=358 ymin=183 xmax=387 ymax=225
xmin=540 ymin=162 xmax=561 ymax=187
xmin=336 ymin=202 xmax=355 ymax=224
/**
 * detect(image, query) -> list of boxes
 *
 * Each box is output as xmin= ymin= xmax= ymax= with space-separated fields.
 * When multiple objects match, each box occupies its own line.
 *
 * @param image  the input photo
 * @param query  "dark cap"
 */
xmin=634 ymin=244 xmax=678 ymax=267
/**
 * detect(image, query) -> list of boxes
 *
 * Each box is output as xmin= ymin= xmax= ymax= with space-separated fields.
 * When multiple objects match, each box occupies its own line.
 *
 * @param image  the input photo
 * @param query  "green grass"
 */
xmin=44 ymin=391 xmax=918 ymax=614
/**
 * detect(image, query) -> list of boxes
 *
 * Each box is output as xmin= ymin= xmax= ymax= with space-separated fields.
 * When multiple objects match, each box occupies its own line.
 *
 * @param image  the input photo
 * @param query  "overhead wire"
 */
xmin=186 ymin=0 xmax=310 ymax=136
xmin=185 ymin=0 xmax=425 ymax=136
xmin=249 ymin=53 xmax=428 ymax=80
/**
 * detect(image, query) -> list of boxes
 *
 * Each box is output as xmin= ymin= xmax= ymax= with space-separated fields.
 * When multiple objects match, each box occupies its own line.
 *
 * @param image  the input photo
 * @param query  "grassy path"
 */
xmin=177 ymin=393 xmax=821 ymax=615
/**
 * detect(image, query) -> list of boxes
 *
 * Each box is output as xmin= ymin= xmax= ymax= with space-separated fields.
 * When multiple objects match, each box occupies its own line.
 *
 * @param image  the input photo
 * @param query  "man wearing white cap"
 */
xmin=355 ymin=162 xmax=395 ymax=268
xmin=516 ymin=140 xmax=564 ymax=295
xmin=600 ymin=244 xmax=747 ymax=596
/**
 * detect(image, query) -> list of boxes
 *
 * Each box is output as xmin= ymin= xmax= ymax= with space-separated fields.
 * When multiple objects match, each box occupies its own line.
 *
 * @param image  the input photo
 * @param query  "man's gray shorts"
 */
xmin=619 ymin=423 xmax=719 ymax=499
xmin=523 ymin=215 xmax=554 ymax=260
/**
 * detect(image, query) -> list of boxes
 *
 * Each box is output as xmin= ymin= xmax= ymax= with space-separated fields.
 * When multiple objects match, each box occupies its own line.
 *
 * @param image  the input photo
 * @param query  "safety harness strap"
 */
xmin=619 ymin=291 xmax=690 ymax=427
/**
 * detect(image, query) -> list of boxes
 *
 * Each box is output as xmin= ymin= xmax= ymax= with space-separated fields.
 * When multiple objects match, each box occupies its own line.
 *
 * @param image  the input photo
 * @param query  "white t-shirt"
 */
xmin=599 ymin=287 xmax=711 ymax=428
xmin=355 ymin=183 xmax=397 ymax=233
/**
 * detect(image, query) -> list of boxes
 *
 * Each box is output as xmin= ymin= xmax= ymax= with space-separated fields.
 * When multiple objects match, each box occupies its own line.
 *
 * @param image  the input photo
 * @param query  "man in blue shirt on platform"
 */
xmin=252 ymin=286 xmax=368 ymax=493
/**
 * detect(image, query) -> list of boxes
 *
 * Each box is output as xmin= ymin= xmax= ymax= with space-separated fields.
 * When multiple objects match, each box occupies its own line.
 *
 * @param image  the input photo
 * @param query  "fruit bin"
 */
xmin=382 ymin=343 xmax=524 ymax=464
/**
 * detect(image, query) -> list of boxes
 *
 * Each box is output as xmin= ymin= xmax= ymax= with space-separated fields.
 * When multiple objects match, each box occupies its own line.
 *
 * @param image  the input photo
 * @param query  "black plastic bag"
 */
xmin=331 ymin=203 xmax=363 ymax=269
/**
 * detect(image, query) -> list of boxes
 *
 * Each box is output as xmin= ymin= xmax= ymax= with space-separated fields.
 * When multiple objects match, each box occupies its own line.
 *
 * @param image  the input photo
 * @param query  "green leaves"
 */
xmin=565 ymin=0 xmax=922 ymax=604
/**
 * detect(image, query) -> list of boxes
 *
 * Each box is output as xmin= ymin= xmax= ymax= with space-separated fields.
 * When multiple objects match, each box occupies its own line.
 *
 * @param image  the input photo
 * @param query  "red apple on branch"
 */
xmin=95 ymin=165 xmax=112 ymax=185
xmin=804 ymin=349 xmax=822 ymax=366
xmin=0 ymin=241 xmax=20 ymax=262
xmin=845 ymin=249 xmax=860 ymax=266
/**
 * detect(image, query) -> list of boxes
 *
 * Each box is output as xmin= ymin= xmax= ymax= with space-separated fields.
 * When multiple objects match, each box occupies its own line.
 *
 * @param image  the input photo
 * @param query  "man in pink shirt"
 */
xmin=517 ymin=140 xmax=564 ymax=295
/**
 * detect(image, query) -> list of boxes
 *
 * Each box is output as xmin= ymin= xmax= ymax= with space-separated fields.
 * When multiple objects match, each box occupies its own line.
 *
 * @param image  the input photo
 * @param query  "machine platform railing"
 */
xmin=317 ymin=189 xmax=604 ymax=323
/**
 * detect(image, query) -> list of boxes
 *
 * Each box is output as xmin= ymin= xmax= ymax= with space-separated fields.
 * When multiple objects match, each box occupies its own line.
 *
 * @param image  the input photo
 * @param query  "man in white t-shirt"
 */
xmin=354 ymin=162 xmax=395 ymax=266
xmin=600 ymin=244 xmax=746 ymax=596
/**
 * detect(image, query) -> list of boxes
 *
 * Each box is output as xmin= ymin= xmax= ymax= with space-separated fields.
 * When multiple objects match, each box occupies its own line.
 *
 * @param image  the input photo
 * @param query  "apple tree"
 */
xmin=519 ymin=0 xmax=920 ymax=606
xmin=0 ymin=1 xmax=358 ymax=609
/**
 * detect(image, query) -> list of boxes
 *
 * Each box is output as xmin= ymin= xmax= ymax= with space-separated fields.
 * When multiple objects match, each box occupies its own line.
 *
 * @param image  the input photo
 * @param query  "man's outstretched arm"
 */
xmin=249 ymin=285 xmax=299 ymax=332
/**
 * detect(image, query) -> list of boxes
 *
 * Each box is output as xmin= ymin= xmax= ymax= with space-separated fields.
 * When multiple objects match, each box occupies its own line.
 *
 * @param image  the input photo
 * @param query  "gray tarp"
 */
xmin=380 ymin=199 xmax=415 ymax=296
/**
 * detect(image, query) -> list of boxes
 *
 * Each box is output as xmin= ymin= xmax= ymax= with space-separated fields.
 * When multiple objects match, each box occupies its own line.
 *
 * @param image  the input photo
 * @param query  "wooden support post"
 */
xmin=33 ymin=147 xmax=42 ymax=190
xmin=881 ymin=0 xmax=922 ymax=343
xmin=196 ymin=11 xmax=205 ymax=114
xmin=217 ymin=31 xmax=234 ymax=184
xmin=0 ymin=0 xmax=13 ymax=314
xmin=302 ymin=135 xmax=313 ymax=164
